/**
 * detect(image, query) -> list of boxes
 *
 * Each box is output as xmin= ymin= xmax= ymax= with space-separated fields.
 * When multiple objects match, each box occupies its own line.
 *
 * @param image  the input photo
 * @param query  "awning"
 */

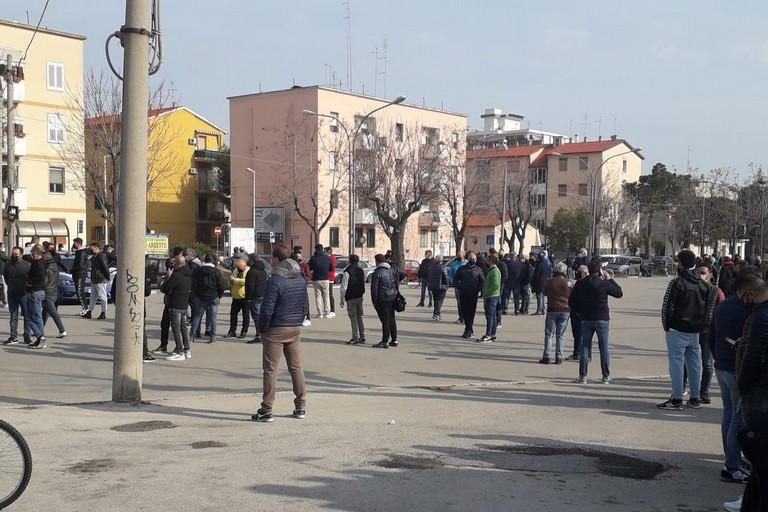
xmin=13 ymin=220 xmax=70 ymax=240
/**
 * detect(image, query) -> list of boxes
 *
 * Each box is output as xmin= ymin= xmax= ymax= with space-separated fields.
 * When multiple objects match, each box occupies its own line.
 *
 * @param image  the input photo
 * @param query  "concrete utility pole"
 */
xmin=5 ymin=54 xmax=16 ymax=248
xmin=113 ymin=0 xmax=151 ymax=402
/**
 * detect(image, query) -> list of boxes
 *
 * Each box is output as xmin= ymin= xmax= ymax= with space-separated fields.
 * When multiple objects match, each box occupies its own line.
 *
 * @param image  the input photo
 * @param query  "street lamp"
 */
xmin=245 ymin=167 xmax=256 ymax=252
xmin=304 ymin=95 xmax=405 ymax=254
xmin=552 ymin=148 xmax=642 ymax=256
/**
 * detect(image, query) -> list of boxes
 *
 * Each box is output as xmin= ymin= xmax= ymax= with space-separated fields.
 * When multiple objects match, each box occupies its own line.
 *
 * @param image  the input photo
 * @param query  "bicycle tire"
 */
xmin=0 ymin=419 xmax=32 ymax=510
xmin=406 ymin=279 xmax=420 ymax=289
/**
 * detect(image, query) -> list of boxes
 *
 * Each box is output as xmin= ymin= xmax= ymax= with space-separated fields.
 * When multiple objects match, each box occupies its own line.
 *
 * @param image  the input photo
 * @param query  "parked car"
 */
xmin=651 ymin=256 xmax=676 ymax=276
xmin=333 ymin=258 xmax=376 ymax=284
xmin=57 ymin=255 xmax=116 ymax=305
xmin=402 ymin=259 xmax=420 ymax=282
xmin=599 ymin=254 xmax=623 ymax=268
xmin=605 ymin=256 xmax=642 ymax=277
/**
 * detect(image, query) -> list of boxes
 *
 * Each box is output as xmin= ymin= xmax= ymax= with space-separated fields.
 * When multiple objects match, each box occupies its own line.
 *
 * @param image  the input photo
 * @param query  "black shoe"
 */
xmin=83 ymin=311 xmax=92 ymax=319
xmin=555 ymin=357 xmax=563 ymax=365
xmin=372 ymin=342 xmax=389 ymax=349
xmin=143 ymin=354 xmax=156 ymax=363
xmin=416 ymin=303 xmax=424 ymax=307
xmin=226 ymin=331 xmax=236 ymax=338
xmin=97 ymin=312 xmax=106 ymax=320
xmin=388 ymin=340 xmax=398 ymax=347
xmin=247 ymin=336 xmax=261 ymax=344
xmin=455 ymin=318 xmax=464 ymax=324
xmin=461 ymin=332 xmax=474 ymax=339
xmin=29 ymin=337 xmax=46 ymax=349
xmin=208 ymin=336 xmax=216 ymax=344
xmin=238 ymin=331 xmax=247 ymax=339
xmin=346 ymin=338 xmax=359 ymax=345
xmin=427 ymin=303 xmax=433 ymax=308
xmin=251 ymin=409 xmax=274 ymax=422
xmin=539 ymin=356 xmax=551 ymax=365
xmin=359 ymin=336 xmax=366 ymax=343
xmin=194 ymin=331 xmax=202 ymax=338
xmin=687 ymin=397 xmax=702 ymax=409
xmin=351 ymin=338 xmax=365 ymax=345
xmin=293 ymin=409 xmax=306 ymax=419
xmin=22 ymin=334 xmax=32 ymax=345
xmin=657 ymin=398 xmax=683 ymax=410
xmin=151 ymin=346 xmax=169 ymax=354
xmin=565 ymin=354 xmax=579 ymax=361
xmin=3 ymin=337 xmax=18 ymax=345
xmin=700 ymin=390 xmax=711 ymax=404
xmin=204 ymin=330 xmax=212 ymax=337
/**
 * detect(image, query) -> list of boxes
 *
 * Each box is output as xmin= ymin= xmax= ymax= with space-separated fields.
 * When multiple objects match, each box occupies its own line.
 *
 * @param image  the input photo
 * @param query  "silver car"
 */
xmin=605 ymin=256 xmax=642 ymax=277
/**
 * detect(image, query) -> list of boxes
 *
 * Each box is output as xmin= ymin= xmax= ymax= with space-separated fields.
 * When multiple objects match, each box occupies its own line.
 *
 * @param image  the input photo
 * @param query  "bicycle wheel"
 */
xmin=0 ymin=419 xmax=32 ymax=510
xmin=406 ymin=279 xmax=420 ymax=289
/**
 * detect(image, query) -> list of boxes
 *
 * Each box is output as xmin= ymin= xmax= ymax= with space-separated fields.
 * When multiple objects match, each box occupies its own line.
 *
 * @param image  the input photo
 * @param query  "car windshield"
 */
xmin=600 ymin=256 xmax=619 ymax=264
xmin=59 ymin=256 xmax=75 ymax=272
xmin=614 ymin=257 xmax=630 ymax=265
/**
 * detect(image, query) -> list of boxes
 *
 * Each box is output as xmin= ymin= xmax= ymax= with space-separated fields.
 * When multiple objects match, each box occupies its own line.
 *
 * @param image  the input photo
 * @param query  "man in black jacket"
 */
xmin=307 ymin=244 xmax=332 ymax=318
xmin=427 ymin=259 xmax=449 ymax=321
xmin=658 ymin=249 xmax=718 ymax=409
xmin=531 ymin=252 xmax=549 ymax=315
xmin=25 ymin=245 xmax=47 ymax=348
xmin=84 ymin=243 xmax=110 ymax=320
xmin=417 ymin=250 xmax=435 ymax=308
xmin=735 ymin=272 xmax=768 ymax=510
xmin=370 ymin=254 xmax=406 ymax=348
xmin=245 ymin=254 xmax=268 ymax=344
xmin=340 ymin=254 xmax=366 ymax=344
xmin=191 ymin=254 xmax=225 ymax=344
xmin=162 ymin=254 xmax=193 ymax=360
xmin=3 ymin=247 xmax=31 ymax=345
xmin=154 ymin=246 xmax=184 ymax=353
xmin=455 ymin=251 xmax=485 ymax=339
xmin=70 ymin=238 xmax=89 ymax=316
xmin=718 ymin=256 xmax=737 ymax=297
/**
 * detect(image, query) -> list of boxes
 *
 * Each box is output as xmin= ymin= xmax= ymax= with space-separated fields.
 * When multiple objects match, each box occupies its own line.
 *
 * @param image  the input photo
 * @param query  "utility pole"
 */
xmin=113 ymin=0 xmax=151 ymax=402
xmin=4 ymin=54 xmax=16 ymax=248
xmin=501 ymin=166 xmax=508 ymax=250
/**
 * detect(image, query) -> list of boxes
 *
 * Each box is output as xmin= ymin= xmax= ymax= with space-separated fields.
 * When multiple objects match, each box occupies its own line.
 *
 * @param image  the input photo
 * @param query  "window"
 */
xmin=420 ymin=229 xmax=428 ymax=247
xmin=450 ymin=165 xmax=459 ymax=181
xmin=367 ymin=227 xmax=376 ymax=248
xmin=196 ymin=135 xmax=207 ymax=150
xmin=431 ymin=229 xmax=438 ymax=247
xmin=579 ymin=156 xmax=589 ymax=170
xmin=49 ymin=167 xmax=65 ymax=194
xmin=48 ymin=114 xmax=65 ymax=143
xmin=622 ymin=160 xmax=628 ymax=174
xmin=558 ymin=184 xmax=567 ymax=197
xmin=395 ymin=123 xmax=404 ymax=142
xmin=329 ymin=227 xmax=340 ymax=248
xmin=531 ymin=194 xmax=546 ymax=208
xmin=395 ymin=159 xmax=404 ymax=176
xmin=452 ymin=131 xmax=459 ymax=149
xmin=329 ymin=151 xmax=338 ymax=171
xmin=329 ymin=112 xmax=339 ymax=133
xmin=558 ymin=158 xmax=568 ymax=172
xmin=476 ymin=160 xmax=491 ymax=181
xmin=530 ymin=168 xmax=546 ymax=184
xmin=47 ymin=62 xmax=64 ymax=90
xmin=578 ymin=183 xmax=588 ymax=196
xmin=355 ymin=227 xmax=364 ymax=248
xmin=507 ymin=160 xmax=520 ymax=174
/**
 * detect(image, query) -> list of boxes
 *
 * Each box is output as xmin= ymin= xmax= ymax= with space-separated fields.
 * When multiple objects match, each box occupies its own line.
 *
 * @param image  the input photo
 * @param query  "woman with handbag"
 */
xmin=370 ymin=253 xmax=406 ymax=349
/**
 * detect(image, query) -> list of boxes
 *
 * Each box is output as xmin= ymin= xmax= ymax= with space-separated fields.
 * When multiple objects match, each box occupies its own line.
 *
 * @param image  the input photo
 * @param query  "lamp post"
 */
xmin=245 ymin=167 xmax=256 ymax=252
xmin=552 ymin=148 xmax=642 ymax=256
xmin=304 ymin=95 xmax=405 ymax=255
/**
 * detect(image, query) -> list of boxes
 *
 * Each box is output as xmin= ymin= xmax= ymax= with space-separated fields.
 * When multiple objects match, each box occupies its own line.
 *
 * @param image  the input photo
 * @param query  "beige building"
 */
xmin=228 ymin=86 xmax=466 ymax=261
xmin=1 ymin=20 xmax=86 ymax=247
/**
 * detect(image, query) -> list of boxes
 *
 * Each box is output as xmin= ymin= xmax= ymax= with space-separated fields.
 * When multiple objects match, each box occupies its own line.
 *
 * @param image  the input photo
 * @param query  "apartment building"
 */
xmin=228 ymin=85 xmax=467 ymax=260
xmin=467 ymin=107 xmax=571 ymax=150
xmin=1 ymin=20 xmax=86 ymax=247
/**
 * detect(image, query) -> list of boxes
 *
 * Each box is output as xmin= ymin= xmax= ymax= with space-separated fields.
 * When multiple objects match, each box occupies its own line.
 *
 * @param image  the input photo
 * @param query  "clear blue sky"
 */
xmin=4 ymin=1 xmax=767 ymax=179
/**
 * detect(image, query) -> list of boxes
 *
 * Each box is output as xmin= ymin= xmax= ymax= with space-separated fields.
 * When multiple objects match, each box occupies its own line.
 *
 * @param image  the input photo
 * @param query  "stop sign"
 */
xmin=214 ymin=225 xmax=222 ymax=236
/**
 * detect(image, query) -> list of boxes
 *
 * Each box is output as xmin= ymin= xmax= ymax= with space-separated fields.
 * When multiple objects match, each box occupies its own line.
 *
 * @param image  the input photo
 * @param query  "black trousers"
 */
xmin=739 ymin=426 xmax=768 ymax=512
xmin=432 ymin=289 xmax=447 ymax=317
xmin=74 ymin=272 xmax=88 ymax=310
xmin=160 ymin=304 xmax=171 ymax=346
xmin=189 ymin=293 xmax=199 ymax=333
xmin=460 ymin=293 xmax=479 ymax=334
xmin=570 ymin=313 xmax=582 ymax=356
xmin=374 ymin=299 xmax=397 ymax=343
xmin=329 ymin=282 xmax=336 ymax=313
xmin=229 ymin=298 xmax=250 ymax=333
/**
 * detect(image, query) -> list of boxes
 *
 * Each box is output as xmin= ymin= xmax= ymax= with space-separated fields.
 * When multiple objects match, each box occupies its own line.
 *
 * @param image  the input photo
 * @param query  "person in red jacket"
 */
xmin=325 ymin=247 xmax=337 ymax=318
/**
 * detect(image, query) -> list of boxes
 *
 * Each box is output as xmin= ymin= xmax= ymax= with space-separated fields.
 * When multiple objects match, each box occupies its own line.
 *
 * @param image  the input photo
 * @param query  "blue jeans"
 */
xmin=666 ymin=330 xmax=701 ymax=400
xmin=249 ymin=298 xmax=263 ymax=335
xmin=501 ymin=288 xmax=512 ymax=313
xmin=192 ymin=297 xmax=219 ymax=338
xmin=535 ymin=292 xmax=545 ymax=314
xmin=715 ymin=369 xmax=743 ymax=471
xmin=8 ymin=294 xmax=30 ymax=339
xmin=420 ymin=280 xmax=432 ymax=306
xmin=544 ymin=311 xmax=570 ymax=358
xmin=520 ymin=285 xmax=531 ymax=313
xmin=699 ymin=333 xmax=713 ymax=392
xmin=484 ymin=297 xmax=500 ymax=337
xmin=25 ymin=290 xmax=45 ymax=338
xmin=579 ymin=320 xmax=610 ymax=379
xmin=42 ymin=297 xmax=65 ymax=333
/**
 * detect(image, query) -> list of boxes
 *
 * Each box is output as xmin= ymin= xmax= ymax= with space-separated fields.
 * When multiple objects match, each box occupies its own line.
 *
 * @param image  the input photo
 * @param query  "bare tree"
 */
xmin=52 ymin=69 xmax=180 ymax=242
xmin=598 ymin=175 xmax=637 ymax=253
xmin=488 ymin=163 xmax=544 ymax=255
xmin=440 ymin=146 xmax=477 ymax=251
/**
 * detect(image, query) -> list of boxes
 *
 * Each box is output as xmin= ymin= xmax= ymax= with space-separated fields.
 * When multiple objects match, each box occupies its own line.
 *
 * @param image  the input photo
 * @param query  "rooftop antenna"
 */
xmin=581 ymin=114 xmax=590 ymax=141
xmin=569 ymin=119 xmax=573 ymax=140
xmin=372 ymin=46 xmax=378 ymax=96
xmin=343 ymin=1 xmax=352 ymax=92
xmin=597 ymin=115 xmax=602 ymax=139
xmin=380 ymin=39 xmax=388 ymax=98
xmin=613 ymin=117 xmax=617 ymax=137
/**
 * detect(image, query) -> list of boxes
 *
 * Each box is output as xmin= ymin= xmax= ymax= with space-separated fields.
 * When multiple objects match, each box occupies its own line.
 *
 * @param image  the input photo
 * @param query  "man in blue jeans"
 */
xmin=658 ymin=249 xmax=719 ymax=409
xmin=25 ymin=245 xmax=47 ymax=349
xmin=191 ymin=254 xmax=225 ymax=344
xmin=568 ymin=259 xmax=623 ymax=384
xmin=3 ymin=247 xmax=31 ymax=345
xmin=417 ymin=250 xmax=435 ymax=308
xmin=710 ymin=268 xmax=758 ymax=483
xmin=540 ymin=262 xmax=571 ymax=365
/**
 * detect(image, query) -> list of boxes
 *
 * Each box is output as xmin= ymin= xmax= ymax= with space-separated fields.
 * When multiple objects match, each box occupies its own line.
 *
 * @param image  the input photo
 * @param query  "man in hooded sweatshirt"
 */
xmin=568 ymin=258 xmax=623 ymax=384
xmin=190 ymin=253 xmax=225 ymax=344
xmin=245 ymin=253 xmax=268 ymax=344
xmin=252 ymin=243 xmax=310 ymax=423
xmin=162 ymin=254 xmax=193 ymax=361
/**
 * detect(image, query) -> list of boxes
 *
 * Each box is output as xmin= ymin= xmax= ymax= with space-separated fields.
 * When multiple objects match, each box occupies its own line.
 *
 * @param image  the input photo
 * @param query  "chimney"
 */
xmin=610 ymin=134 xmax=617 ymax=141
xmin=598 ymin=135 xmax=602 ymax=141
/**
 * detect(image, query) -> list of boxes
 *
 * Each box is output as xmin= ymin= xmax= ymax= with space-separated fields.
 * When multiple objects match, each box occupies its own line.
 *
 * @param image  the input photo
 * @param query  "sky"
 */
xmin=3 ymin=1 xmax=767 ymax=180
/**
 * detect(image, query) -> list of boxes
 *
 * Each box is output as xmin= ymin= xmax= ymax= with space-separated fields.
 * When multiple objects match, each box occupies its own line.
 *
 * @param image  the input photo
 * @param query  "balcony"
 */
xmin=194 ymin=149 xmax=221 ymax=162
xmin=355 ymin=208 xmax=378 ymax=225
xmin=196 ymin=178 xmax=225 ymax=195
xmin=197 ymin=211 xmax=228 ymax=223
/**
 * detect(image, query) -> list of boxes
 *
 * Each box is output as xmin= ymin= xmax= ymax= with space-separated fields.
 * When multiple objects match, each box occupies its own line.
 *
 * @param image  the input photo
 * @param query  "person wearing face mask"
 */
xmin=658 ymin=249 xmax=720 ymax=410
xmin=3 ymin=247 xmax=31 ymax=345
xmin=692 ymin=262 xmax=725 ymax=405
xmin=454 ymin=251 xmax=485 ymax=339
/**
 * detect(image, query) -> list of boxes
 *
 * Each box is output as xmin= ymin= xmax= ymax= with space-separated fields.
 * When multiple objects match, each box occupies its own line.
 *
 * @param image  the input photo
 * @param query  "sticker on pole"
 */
xmin=269 ymin=231 xmax=275 ymax=243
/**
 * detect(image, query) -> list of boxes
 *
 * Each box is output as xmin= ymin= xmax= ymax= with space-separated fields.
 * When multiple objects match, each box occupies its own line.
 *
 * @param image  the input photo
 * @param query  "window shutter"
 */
xmin=56 ymin=65 xmax=63 ymax=88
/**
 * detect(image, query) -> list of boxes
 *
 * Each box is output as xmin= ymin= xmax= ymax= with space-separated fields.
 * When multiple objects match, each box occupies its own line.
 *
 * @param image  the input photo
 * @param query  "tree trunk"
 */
xmin=390 ymin=226 xmax=406 ymax=269
xmin=644 ymin=214 xmax=653 ymax=257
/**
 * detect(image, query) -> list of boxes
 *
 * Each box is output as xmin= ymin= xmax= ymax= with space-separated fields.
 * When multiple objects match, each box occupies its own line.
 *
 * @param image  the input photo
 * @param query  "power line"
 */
xmin=19 ymin=0 xmax=52 ymax=65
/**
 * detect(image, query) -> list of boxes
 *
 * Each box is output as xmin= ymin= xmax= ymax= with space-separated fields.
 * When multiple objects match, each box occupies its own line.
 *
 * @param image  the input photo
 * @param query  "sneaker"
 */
xmin=79 ymin=308 xmax=88 ymax=317
xmin=293 ymin=409 xmax=306 ymax=419
xmin=22 ymin=334 xmax=32 ymax=344
xmin=29 ymin=337 xmax=46 ymax=349
xmin=657 ymin=398 xmax=683 ymax=410
xmin=565 ymin=354 xmax=579 ymax=361
xmin=143 ymin=354 xmax=156 ymax=363
xmin=455 ymin=318 xmax=464 ymax=324
xmin=574 ymin=377 xmax=587 ymax=384
xmin=346 ymin=338 xmax=359 ymax=345
xmin=251 ymin=409 xmax=274 ymax=422
xmin=316 ymin=314 xmax=323 ymax=319
xmin=476 ymin=335 xmax=493 ymax=343
xmin=351 ymin=338 xmax=365 ymax=345
xmin=372 ymin=342 xmax=389 ymax=349
xmin=302 ymin=319 xmax=312 ymax=327
xmin=436 ymin=315 xmax=442 ymax=321
xmin=359 ymin=336 xmax=366 ymax=343
xmin=97 ymin=312 xmax=106 ymax=320
xmin=723 ymin=496 xmax=743 ymax=512
xmin=701 ymin=389 xmax=711 ymax=404
xmin=539 ymin=356 xmax=551 ymax=365
xmin=83 ymin=310 xmax=92 ymax=319
xmin=687 ymin=397 xmax=702 ymax=409
xmin=3 ymin=337 xmax=18 ymax=345
xmin=57 ymin=331 xmax=67 ymax=338
xmin=237 ymin=331 xmax=247 ymax=339
xmin=496 ymin=323 xmax=502 ymax=329
xmin=151 ymin=346 xmax=169 ymax=354
xmin=208 ymin=336 xmax=216 ymax=344
xmin=183 ymin=350 xmax=192 ymax=359
xmin=555 ymin=357 xmax=563 ymax=365
xmin=327 ymin=312 xmax=336 ymax=318
xmin=721 ymin=468 xmax=749 ymax=483
xmin=601 ymin=376 xmax=612 ymax=384
xmin=461 ymin=332 xmax=474 ymax=339
xmin=247 ymin=336 xmax=262 ymax=344
xmin=226 ymin=331 xmax=237 ymax=338
xmin=388 ymin=340 xmax=398 ymax=347
xmin=166 ymin=352 xmax=185 ymax=361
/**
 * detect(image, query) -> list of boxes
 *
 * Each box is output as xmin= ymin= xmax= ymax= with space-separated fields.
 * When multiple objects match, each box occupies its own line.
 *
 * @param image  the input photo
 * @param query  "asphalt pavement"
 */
xmin=0 ymin=277 xmax=742 ymax=511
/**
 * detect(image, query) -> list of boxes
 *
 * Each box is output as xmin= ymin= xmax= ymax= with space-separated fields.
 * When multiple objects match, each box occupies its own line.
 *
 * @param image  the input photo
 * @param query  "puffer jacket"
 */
xmin=736 ymin=300 xmax=768 ymax=430
xmin=3 ymin=259 xmax=30 ymax=298
xmin=44 ymin=259 xmax=59 ymax=299
xmin=230 ymin=266 xmax=248 ymax=299
xmin=161 ymin=264 xmax=192 ymax=310
xmin=455 ymin=264 xmax=485 ymax=297
xmin=370 ymin=263 xmax=402 ymax=303
xmin=258 ymin=258 xmax=310 ymax=333
xmin=427 ymin=263 xmax=449 ymax=292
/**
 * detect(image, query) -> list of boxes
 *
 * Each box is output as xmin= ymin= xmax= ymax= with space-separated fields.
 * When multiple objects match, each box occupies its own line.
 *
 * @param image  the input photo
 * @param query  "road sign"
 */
xmin=269 ymin=231 xmax=275 ymax=243
xmin=214 ymin=225 xmax=222 ymax=236
xmin=485 ymin=235 xmax=494 ymax=246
